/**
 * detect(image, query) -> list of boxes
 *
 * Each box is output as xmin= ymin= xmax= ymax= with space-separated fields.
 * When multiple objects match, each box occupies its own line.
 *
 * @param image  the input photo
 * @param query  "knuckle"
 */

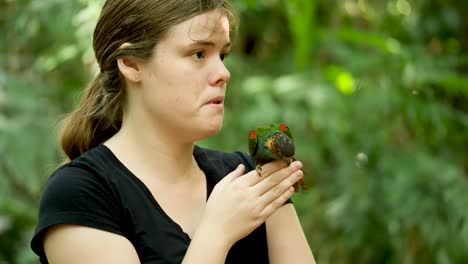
xmin=268 ymin=175 xmax=282 ymax=187
xmin=271 ymin=169 xmax=291 ymax=185
xmin=273 ymin=187 xmax=282 ymax=197
xmin=262 ymin=161 xmax=284 ymax=177
xmin=283 ymin=188 xmax=293 ymax=199
xmin=271 ymin=199 xmax=281 ymax=209
xmin=252 ymin=211 xmax=264 ymax=223
xmin=259 ymin=207 xmax=271 ymax=220
xmin=252 ymin=202 xmax=263 ymax=214
xmin=255 ymin=213 xmax=264 ymax=222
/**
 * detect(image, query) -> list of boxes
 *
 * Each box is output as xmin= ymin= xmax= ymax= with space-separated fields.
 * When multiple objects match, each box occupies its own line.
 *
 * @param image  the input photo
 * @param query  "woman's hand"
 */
xmin=198 ymin=160 xmax=304 ymax=248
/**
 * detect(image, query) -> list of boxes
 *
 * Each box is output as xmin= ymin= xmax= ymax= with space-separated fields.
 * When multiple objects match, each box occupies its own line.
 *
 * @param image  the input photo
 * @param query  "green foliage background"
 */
xmin=1 ymin=0 xmax=467 ymax=263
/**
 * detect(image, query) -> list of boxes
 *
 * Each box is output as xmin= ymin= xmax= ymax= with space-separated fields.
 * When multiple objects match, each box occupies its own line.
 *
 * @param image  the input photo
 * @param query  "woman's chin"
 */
xmin=207 ymin=121 xmax=223 ymax=135
xmin=195 ymin=120 xmax=223 ymax=141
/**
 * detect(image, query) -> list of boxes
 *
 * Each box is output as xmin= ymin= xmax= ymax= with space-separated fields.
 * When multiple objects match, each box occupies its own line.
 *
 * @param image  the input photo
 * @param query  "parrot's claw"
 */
xmin=293 ymin=179 xmax=308 ymax=193
xmin=255 ymin=165 xmax=262 ymax=177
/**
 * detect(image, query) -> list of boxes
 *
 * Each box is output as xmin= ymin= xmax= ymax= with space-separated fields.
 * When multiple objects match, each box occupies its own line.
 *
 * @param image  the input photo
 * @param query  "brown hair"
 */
xmin=59 ymin=0 xmax=237 ymax=160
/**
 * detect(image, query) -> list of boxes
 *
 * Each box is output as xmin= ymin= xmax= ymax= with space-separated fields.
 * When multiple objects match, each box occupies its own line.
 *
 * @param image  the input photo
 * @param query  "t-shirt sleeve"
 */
xmin=234 ymin=151 xmax=256 ymax=171
xmin=31 ymin=164 xmax=124 ymax=260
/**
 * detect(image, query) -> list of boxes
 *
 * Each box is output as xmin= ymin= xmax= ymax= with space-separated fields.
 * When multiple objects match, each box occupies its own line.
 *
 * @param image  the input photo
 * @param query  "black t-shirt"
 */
xmin=31 ymin=144 xmax=289 ymax=263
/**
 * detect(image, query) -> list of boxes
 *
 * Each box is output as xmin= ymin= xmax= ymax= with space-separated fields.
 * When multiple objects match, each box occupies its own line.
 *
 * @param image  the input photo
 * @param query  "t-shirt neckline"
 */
xmin=97 ymin=144 xmax=218 ymax=241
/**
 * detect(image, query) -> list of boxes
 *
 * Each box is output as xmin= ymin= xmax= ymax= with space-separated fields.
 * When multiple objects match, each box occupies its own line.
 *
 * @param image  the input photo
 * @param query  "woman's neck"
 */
xmin=104 ymin=119 xmax=199 ymax=184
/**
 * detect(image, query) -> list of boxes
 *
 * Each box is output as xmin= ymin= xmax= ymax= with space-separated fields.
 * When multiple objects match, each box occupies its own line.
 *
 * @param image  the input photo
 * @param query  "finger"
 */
xmin=260 ymin=186 xmax=295 ymax=218
xmin=254 ymin=161 xmax=303 ymax=195
xmin=222 ymin=164 xmax=245 ymax=183
xmin=257 ymin=160 xmax=289 ymax=178
xmin=236 ymin=160 xmax=287 ymax=187
xmin=256 ymin=168 xmax=302 ymax=210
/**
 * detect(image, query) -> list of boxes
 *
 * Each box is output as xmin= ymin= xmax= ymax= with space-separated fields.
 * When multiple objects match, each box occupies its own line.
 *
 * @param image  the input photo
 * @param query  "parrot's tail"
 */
xmin=293 ymin=179 xmax=308 ymax=192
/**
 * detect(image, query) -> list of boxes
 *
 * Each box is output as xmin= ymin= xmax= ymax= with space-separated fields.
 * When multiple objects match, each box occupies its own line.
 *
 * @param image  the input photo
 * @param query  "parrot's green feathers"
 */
xmin=248 ymin=123 xmax=295 ymax=165
xmin=247 ymin=123 xmax=308 ymax=192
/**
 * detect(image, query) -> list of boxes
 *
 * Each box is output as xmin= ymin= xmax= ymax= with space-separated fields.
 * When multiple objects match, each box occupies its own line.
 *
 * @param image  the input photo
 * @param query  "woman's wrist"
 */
xmin=195 ymin=218 xmax=233 ymax=250
xmin=182 ymin=221 xmax=232 ymax=263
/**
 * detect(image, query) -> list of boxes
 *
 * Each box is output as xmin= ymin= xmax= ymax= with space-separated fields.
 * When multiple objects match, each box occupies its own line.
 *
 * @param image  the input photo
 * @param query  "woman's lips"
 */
xmin=205 ymin=96 xmax=225 ymax=109
xmin=206 ymin=96 xmax=224 ymax=104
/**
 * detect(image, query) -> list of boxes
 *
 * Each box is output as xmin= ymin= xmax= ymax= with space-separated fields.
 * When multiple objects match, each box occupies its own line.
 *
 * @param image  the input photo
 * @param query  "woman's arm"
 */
xmin=44 ymin=224 xmax=140 ymax=264
xmin=44 ymin=223 xmax=231 ymax=264
xmin=266 ymin=203 xmax=316 ymax=264
xmin=44 ymin=161 xmax=302 ymax=264
xmin=181 ymin=219 xmax=232 ymax=263
xmin=183 ymin=161 xmax=302 ymax=263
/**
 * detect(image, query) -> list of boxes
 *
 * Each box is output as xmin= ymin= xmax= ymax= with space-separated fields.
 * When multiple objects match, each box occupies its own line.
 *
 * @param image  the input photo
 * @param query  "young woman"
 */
xmin=30 ymin=0 xmax=316 ymax=263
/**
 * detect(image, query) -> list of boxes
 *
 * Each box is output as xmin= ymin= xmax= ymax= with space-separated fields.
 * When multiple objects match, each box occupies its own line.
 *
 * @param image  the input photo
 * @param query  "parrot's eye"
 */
xmin=279 ymin=124 xmax=288 ymax=132
xmin=249 ymin=131 xmax=256 ymax=139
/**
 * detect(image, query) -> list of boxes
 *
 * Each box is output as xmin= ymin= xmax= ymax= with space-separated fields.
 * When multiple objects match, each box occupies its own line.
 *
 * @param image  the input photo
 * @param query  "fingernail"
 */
xmin=292 ymin=161 xmax=302 ymax=169
xmin=295 ymin=170 xmax=303 ymax=178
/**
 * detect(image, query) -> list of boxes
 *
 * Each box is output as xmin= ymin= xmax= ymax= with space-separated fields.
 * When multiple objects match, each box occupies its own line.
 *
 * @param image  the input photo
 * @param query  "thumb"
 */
xmin=223 ymin=164 xmax=245 ymax=183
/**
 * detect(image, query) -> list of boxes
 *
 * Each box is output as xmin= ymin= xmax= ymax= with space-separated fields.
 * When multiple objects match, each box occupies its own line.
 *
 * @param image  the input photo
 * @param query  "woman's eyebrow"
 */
xmin=188 ymin=40 xmax=231 ymax=48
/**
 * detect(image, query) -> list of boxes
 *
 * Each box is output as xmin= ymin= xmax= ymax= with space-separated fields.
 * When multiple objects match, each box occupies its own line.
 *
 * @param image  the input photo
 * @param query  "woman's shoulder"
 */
xmin=52 ymin=144 xmax=119 ymax=177
xmin=42 ymin=144 xmax=122 ymax=200
xmin=194 ymin=145 xmax=255 ymax=172
xmin=32 ymin=145 xmax=126 ymax=260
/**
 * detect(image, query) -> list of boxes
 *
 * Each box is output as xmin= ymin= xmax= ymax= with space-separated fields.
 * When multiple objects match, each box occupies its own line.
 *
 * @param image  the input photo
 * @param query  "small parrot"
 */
xmin=248 ymin=123 xmax=308 ymax=192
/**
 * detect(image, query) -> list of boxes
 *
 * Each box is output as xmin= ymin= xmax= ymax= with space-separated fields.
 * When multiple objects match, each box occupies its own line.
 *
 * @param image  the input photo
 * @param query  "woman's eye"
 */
xmin=220 ymin=52 xmax=229 ymax=61
xmin=192 ymin=51 xmax=204 ymax=60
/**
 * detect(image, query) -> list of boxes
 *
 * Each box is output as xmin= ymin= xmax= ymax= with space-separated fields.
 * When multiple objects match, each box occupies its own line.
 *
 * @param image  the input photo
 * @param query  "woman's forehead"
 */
xmin=166 ymin=9 xmax=230 ymax=43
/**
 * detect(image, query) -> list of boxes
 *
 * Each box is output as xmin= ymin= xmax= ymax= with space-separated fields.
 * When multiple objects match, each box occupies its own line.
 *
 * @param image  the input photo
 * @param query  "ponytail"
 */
xmin=59 ymin=70 xmax=125 ymax=160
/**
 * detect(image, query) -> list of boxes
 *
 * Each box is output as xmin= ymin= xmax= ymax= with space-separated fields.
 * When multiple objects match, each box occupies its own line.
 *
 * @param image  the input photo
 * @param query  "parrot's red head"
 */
xmin=279 ymin=123 xmax=288 ymax=132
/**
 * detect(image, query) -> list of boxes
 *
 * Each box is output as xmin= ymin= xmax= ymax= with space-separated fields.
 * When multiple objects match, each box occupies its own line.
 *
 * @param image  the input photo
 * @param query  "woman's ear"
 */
xmin=117 ymin=43 xmax=141 ymax=83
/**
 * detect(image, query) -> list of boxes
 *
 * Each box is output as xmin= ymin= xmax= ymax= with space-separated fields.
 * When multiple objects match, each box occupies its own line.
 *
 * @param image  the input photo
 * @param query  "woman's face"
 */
xmin=137 ymin=9 xmax=231 ymax=142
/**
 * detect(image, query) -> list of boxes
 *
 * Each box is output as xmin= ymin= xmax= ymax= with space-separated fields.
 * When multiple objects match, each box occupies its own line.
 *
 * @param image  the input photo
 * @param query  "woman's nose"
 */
xmin=209 ymin=60 xmax=231 ymax=87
